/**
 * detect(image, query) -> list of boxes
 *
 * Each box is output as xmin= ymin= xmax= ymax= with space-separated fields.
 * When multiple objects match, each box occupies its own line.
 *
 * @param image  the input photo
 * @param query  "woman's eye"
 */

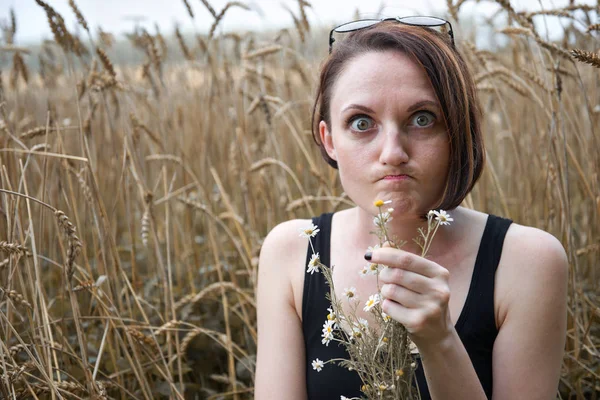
xmin=411 ymin=111 xmax=436 ymax=127
xmin=350 ymin=116 xmax=374 ymax=131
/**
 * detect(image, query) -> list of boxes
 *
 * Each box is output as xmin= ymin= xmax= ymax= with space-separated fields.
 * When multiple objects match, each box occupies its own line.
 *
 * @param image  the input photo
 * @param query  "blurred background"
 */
xmin=0 ymin=0 xmax=598 ymax=399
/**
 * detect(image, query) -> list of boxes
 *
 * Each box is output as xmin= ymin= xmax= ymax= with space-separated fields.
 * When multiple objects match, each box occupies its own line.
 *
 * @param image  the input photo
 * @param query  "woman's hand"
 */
xmin=370 ymin=243 xmax=454 ymax=349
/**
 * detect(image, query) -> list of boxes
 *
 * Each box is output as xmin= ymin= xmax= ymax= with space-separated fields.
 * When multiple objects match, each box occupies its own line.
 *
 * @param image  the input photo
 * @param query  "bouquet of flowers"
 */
xmin=301 ymin=200 xmax=453 ymax=400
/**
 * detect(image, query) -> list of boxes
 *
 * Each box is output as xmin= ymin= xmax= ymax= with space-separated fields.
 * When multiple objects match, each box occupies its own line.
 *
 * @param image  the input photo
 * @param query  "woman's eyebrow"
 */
xmin=341 ymin=104 xmax=375 ymax=114
xmin=406 ymin=100 xmax=440 ymax=113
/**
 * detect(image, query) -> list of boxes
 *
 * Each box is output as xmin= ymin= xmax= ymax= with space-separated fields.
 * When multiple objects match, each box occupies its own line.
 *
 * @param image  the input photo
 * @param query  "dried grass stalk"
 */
xmin=587 ymin=24 xmax=600 ymax=33
xmin=209 ymin=2 xmax=251 ymax=39
xmin=19 ymin=126 xmax=55 ymax=140
xmin=243 ymin=44 xmax=282 ymax=59
xmin=199 ymin=0 xmax=218 ymax=18
xmin=11 ymin=51 xmax=28 ymax=87
xmin=499 ymin=27 xmax=533 ymax=36
xmin=0 ymin=287 xmax=32 ymax=309
xmin=96 ymin=48 xmax=116 ymax=79
xmin=0 ymin=241 xmax=29 ymax=256
xmin=127 ymin=328 xmax=160 ymax=354
xmin=571 ymin=49 xmax=600 ymax=68
xmin=175 ymin=25 xmax=193 ymax=61
xmin=182 ymin=0 xmax=195 ymax=18
xmin=68 ymin=0 xmax=89 ymax=32
xmin=34 ymin=0 xmax=74 ymax=53
xmin=55 ymin=210 xmax=83 ymax=280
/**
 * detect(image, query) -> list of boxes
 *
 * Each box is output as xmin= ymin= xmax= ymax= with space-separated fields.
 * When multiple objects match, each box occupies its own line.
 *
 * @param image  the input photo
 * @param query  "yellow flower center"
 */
xmin=374 ymin=199 xmax=384 ymax=207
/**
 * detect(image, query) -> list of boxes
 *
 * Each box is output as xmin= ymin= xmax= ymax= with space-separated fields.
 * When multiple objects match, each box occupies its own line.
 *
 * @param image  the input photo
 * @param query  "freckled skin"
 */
xmin=319 ymin=50 xmax=450 ymax=219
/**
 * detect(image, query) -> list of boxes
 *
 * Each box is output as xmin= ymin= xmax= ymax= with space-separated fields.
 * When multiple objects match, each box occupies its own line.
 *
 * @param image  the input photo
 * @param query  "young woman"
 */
xmin=255 ymin=17 xmax=568 ymax=400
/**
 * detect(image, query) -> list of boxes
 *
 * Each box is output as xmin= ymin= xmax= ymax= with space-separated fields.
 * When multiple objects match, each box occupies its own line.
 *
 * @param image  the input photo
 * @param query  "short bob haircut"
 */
xmin=311 ymin=21 xmax=485 ymax=211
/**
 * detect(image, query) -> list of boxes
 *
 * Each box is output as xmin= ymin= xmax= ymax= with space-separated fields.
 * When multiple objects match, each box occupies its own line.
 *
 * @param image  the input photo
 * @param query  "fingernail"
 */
xmin=364 ymin=251 xmax=372 ymax=261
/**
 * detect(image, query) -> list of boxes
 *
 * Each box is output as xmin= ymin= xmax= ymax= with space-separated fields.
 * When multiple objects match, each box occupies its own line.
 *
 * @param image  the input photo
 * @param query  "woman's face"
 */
xmin=320 ymin=50 xmax=450 ymax=217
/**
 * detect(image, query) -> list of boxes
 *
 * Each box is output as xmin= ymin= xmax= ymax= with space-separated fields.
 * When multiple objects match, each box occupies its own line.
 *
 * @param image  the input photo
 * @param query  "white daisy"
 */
xmin=307 ymin=253 xmax=320 ymax=274
xmin=342 ymin=287 xmax=357 ymax=300
xmin=326 ymin=307 xmax=338 ymax=326
xmin=322 ymin=319 xmax=335 ymax=346
xmin=359 ymin=265 xmax=369 ymax=278
xmin=433 ymin=210 xmax=453 ymax=225
xmin=373 ymin=212 xmax=393 ymax=227
xmin=427 ymin=209 xmax=436 ymax=219
xmin=299 ymin=223 xmax=320 ymax=238
xmin=367 ymin=262 xmax=380 ymax=275
xmin=366 ymin=243 xmax=380 ymax=253
xmin=312 ymin=358 xmax=324 ymax=372
xmin=363 ymin=294 xmax=381 ymax=312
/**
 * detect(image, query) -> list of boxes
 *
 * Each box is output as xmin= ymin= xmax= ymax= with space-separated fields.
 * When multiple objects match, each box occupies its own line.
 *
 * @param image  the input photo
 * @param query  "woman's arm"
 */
xmin=254 ymin=220 xmax=309 ymax=400
xmin=373 ymin=224 xmax=568 ymax=399
xmin=375 ymin=244 xmax=488 ymax=399
xmin=491 ymin=225 xmax=568 ymax=399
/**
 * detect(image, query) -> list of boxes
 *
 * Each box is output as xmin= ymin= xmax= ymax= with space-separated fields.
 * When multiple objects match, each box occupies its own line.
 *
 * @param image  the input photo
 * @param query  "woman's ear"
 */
xmin=319 ymin=120 xmax=337 ymax=161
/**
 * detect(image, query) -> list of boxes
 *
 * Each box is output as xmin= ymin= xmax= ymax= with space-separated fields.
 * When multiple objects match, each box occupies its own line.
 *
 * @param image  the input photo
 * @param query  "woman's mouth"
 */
xmin=383 ymin=174 xmax=409 ymax=181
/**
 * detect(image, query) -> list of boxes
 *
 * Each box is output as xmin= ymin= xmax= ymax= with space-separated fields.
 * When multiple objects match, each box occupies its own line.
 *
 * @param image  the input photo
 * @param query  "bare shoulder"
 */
xmin=495 ymin=222 xmax=569 ymax=326
xmin=255 ymin=218 xmax=313 ymax=399
xmin=259 ymin=218 xmax=313 ymax=268
xmin=258 ymin=218 xmax=313 ymax=316
xmin=491 ymin=222 xmax=568 ymax=398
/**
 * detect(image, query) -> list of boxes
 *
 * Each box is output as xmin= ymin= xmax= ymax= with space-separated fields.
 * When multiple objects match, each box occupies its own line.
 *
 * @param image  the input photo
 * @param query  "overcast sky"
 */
xmin=1 ymin=0 xmax=596 ymax=44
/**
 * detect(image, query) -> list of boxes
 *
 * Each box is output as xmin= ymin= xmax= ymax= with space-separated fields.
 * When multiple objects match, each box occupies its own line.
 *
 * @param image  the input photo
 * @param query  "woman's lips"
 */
xmin=383 ymin=174 xmax=409 ymax=180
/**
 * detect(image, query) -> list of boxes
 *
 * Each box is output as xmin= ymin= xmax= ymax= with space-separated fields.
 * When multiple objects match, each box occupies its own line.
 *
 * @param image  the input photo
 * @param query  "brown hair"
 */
xmin=311 ymin=21 xmax=484 ymax=211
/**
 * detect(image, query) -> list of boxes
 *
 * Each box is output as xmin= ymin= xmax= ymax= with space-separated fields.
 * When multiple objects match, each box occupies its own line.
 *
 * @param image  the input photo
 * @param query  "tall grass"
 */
xmin=0 ymin=0 xmax=598 ymax=398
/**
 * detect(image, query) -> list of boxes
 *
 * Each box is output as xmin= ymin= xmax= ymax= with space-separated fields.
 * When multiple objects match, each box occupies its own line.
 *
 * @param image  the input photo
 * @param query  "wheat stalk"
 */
xmin=571 ymin=49 xmax=600 ymax=68
xmin=199 ymin=0 xmax=218 ymax=18
xmin=209 ymin=2 xmax=251 ymax=40
xmin=55 ymin=210 xmax=83 ymax=280
xmin=127 ymin=328 xmax=160 ymax=355
xmin=175 ymin=25 xmax=194 ymax=61
xmin=0 ymin=287 xmax=32 ymax=309
xmin=96 ymin=48 xmax=116 ymax=79
xmin=0 ymin=241 xmax=29 ymax=256
xmin=243 ymin=44 xmax=282 ymax=60
xmin=34 ymin=0 xmax=74 ymax=52
xmin=182 ymin=0 xmax=195 ymax=18
xmin=68 ymin=0 xmax=89 ymax=32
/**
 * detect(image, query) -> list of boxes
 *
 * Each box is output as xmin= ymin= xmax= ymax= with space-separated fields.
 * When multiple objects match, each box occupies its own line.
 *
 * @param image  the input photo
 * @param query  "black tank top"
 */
xmin=302 ymin=213 xmax=512 ymax=400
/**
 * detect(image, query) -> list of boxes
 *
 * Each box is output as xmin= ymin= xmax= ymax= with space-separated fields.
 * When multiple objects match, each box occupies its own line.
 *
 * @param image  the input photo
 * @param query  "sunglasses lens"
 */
xmin=396 ymin=16 xmax=447 ymax=27
xmin=334 ymin=19 xmax=380 ymax=33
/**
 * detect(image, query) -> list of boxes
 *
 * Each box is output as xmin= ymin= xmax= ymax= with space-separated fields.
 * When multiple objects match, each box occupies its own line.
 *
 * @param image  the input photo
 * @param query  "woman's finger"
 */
xmin=378 ymin=266 xmax=431 ymax=294
xmin=380 ymin=298 xmax=425 ymax=333
xmin=366 ymin=247 xmax=440 ymax=278
xmin=380 ymin=283 xmax=422 ymax=308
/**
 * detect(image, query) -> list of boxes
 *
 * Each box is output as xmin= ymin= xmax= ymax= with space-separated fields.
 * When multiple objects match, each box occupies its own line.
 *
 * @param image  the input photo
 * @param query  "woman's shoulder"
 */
xmin=260 ymin=218 xmax=315 ymax=257
xmin=258 ymin=218 xmax=314 ymax=282
xmin=492 ymin=215 xmax=568 ymax=327
xmin=258 ymin=218 xmax=316 ymax=318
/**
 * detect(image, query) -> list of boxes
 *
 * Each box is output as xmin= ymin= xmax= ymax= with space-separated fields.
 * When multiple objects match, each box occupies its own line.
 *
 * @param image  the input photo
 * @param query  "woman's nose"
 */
xmin=378 ymin=128 xmax=409 ymax=166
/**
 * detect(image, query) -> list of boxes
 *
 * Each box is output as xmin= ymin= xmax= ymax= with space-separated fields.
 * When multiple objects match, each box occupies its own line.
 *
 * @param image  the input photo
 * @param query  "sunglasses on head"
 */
xmin=329 ymin=16 xmax=455 ymax=53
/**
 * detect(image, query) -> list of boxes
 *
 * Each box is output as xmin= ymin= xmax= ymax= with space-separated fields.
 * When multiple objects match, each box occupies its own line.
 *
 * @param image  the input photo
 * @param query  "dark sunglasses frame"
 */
xmin=328 ymin=16 xmax=455 ymax=53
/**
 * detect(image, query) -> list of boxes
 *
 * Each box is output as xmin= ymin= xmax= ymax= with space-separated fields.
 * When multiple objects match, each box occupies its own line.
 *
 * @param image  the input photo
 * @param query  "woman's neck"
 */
xmin=351 ymin=206 xmax=461 ymax=257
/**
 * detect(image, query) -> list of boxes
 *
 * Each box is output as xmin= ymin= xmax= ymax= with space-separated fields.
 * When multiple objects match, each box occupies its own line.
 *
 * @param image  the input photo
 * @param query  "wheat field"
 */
xmin=0 ymin=0 xmax=598 ymax=399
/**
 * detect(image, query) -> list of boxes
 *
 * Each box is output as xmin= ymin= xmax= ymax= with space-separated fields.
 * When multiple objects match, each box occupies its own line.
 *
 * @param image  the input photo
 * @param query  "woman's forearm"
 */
xmin=416 ymin=329 xmax=488 ymax=400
